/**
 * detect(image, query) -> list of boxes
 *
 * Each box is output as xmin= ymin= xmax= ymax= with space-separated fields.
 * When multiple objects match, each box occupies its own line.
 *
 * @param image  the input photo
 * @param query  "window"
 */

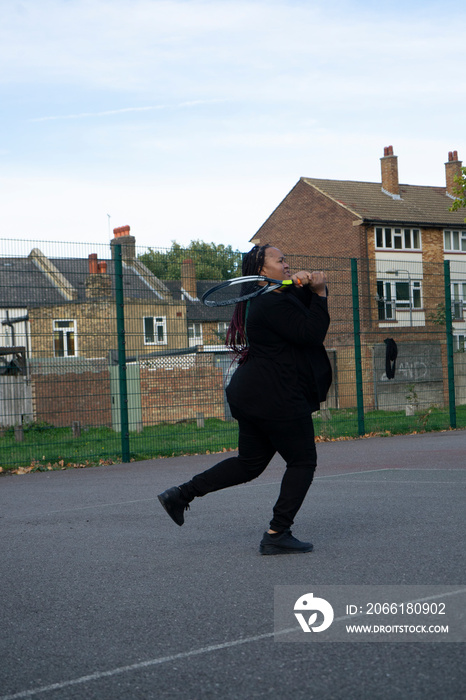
xmin=188 ymin=322 xmax=203 ymax=347
xmin=377 ymin=280 xmax=422 ymax=321
xmin=444 ymin=230 xmax=466 ymax=252
xmin=375 ymin=227 xmax=421 ymax=250
xmin=452 ymin=283 xmax=466 ymax=320
xmin=3 ymin=324 xmax=13 ymax=345
xmin=144 ymin=316 xmax=167 ymax=345
xmin=217 ymin=321 xmax=229 ymax=338
xmin=454 ymin=334 xmax=466 ymax=352
xmin=53 ymin=320 xmax=77 ymax=357
xmin=377 ymin=281 xmax=394 ymax=320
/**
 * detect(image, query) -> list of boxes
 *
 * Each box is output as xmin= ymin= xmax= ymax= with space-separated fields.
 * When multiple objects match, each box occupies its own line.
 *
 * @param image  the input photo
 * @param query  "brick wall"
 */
xmin=32 ymin=369 xmax=112 ymax=427
xmin=140 ymin=360 xmax=226 ymax=424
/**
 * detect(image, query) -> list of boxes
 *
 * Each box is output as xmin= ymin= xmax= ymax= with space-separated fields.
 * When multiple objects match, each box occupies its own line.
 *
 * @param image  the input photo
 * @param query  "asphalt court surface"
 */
xmin=0 ymin=430 xmax=465 ymax=699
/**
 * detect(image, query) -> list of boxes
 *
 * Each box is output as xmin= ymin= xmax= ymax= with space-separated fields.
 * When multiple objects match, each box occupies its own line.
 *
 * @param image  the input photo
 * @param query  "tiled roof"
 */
xmin=51 ymin=258 xmax=164 ymax=302
xmin=302 ymin=178 xmax=466 ymax=226
xmin=0 ymin=255 xmax=172 ymax=308
xmin=0 ymin=258 xmax=65 ymax=307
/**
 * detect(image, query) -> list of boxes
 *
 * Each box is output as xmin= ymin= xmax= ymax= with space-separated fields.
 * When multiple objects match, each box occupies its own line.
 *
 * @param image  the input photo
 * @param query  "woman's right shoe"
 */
xmin=157 ymin=487 xmax=190 ymax=526
xmin=259 ymin=529 xmax=313 ymax=555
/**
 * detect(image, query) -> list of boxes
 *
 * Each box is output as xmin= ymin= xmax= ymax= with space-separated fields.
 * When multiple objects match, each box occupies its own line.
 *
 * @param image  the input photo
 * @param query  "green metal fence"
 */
xmin=1 ymin=237 xmax=465 ymax=472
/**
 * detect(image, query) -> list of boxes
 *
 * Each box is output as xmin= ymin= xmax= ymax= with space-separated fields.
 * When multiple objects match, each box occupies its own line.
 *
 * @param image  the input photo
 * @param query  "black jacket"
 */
xmin=226 ymin=286 xmax=332 ymax=418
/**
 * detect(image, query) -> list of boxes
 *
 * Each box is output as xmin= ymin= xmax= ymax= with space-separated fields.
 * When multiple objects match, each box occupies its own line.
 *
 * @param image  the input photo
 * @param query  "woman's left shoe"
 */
xmin=259 ymin=529 xmax=313 ymax=555
xmin=158 ymin=487 xmax=190 ymax=526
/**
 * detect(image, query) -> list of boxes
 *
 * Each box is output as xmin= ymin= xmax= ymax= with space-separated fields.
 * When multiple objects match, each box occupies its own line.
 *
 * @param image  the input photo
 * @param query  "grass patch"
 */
xmin=1 ymin=407 xmax=465 ymax=474
xmin=313 ymin=405 xmax=466 ymax=440
xmin=0 ymin=419 xmax=239 ymax=473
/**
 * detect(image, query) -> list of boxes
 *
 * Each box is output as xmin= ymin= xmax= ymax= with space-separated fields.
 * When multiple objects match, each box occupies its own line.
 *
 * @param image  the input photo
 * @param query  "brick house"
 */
xmin=0 ymin=227 xmax=187 ymax=362
xmin=0 ymin=228 xmax=230 ymax=428
xmin=250 ymin=147 xmax=466 ymax=409
xmin=0 ymin=227 xmax=190 ymax=427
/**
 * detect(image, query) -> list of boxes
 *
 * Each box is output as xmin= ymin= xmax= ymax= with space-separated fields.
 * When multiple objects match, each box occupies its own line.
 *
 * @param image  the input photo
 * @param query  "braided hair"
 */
xmin=225 ymin=244 xmax=271 ymax=362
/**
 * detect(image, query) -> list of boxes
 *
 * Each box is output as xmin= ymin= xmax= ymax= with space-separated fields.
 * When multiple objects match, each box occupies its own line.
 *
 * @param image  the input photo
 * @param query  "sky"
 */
xmin=1 ymin=0 xmax=466 ymax=255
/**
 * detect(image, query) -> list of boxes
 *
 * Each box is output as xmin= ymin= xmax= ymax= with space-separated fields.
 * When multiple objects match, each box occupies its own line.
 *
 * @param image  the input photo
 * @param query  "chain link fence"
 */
xmin=1 ymin=236 xmax=465 ymax=472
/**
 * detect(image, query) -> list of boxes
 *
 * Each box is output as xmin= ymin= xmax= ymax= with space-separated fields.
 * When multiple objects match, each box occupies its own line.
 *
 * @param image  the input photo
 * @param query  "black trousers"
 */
xmin=179 ymin=405 xmax=317 ymax=532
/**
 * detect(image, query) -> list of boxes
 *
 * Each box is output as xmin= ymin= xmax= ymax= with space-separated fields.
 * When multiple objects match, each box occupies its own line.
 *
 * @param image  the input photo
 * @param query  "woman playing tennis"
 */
xmin=158 ymin=244 xmax=332 ymax=555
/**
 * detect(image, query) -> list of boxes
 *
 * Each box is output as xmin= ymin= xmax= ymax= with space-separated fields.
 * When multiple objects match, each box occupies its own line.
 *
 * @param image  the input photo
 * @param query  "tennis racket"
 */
xmin=202 ymin=275 xmax=299 ymax=307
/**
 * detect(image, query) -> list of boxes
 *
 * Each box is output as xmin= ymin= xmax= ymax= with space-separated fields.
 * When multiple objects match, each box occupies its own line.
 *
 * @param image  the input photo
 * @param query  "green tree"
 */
xmin=449 ymin=166 xmax=466 ymax=221
xmin=138 ymin=240 xmax=242 ymax=280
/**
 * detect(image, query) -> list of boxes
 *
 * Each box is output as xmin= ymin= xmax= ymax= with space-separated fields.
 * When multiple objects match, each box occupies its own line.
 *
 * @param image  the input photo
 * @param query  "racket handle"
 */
xmin=283 ymin=278 xmax=301 ymax=286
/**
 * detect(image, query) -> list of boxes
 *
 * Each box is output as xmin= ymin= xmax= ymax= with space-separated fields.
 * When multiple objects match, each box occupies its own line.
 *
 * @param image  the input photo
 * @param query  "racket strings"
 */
xmin=202 ymin=276 xmax=283 ymax=307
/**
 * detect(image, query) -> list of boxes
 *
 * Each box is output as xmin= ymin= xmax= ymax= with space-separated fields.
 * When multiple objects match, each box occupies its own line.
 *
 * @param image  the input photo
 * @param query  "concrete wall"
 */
xmin=372 ymin=341 xmax=444 ymax=410
xmin=454 ymin=352 xmax=466 ymax=405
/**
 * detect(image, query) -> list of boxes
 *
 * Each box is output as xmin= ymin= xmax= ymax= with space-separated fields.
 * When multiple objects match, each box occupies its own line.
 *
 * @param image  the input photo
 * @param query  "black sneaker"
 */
xmin=259 ymin=529 xmax=313 ymax=555
xmin=157 ymin=487 xmax=190 ymax=526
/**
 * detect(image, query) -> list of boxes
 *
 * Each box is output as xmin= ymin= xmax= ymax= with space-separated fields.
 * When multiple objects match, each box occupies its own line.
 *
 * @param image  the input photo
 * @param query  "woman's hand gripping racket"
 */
xmin=201 ymin=275 xmax=300 ymax=307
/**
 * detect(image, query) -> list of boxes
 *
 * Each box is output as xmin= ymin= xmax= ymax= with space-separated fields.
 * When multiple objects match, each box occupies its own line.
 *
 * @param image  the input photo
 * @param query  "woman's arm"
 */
xmin=264 ymin=292 xmax=330 ymax=347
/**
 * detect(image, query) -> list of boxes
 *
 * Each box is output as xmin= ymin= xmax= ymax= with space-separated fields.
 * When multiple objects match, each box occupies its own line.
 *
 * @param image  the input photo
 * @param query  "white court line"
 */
xmin=0 ymin=470 xmax=403 ymax=518
xmin=241 ymin=467 xmax=465 ymax=488
xmin=1 ymin=588 xmax=465 ymax=700
xmin=315 ymin=479 xmax=464 ymax=484
xmin=3 ymin=468 xmax=464 ymax=519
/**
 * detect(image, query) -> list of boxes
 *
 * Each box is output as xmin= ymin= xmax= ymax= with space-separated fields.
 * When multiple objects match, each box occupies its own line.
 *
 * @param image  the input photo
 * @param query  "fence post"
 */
xmin=114 ymin=244 xmax=131 ymax=462
xmin=351 ymin=258 xmax=365 ymax=436
xmin=443 ymin=260 xmax=457 ymax=429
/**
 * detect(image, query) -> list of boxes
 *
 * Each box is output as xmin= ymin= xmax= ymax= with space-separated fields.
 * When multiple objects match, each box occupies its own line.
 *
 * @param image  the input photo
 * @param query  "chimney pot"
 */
xmin=98 ymin=261 xmax=107 ymax=274
xmin=113 ymin=225 xmax=131 ymax=238
xmin=88 ymin=253 xmax=98 ymax=274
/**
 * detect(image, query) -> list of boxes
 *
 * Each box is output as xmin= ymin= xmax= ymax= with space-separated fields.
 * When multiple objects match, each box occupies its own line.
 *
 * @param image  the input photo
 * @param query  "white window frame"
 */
xmin=53 ymin=319 xmax=77 ymax=357
xmin=453 ymin=334 xmax=466 ymax=352
xmin=217 ymin=321 xmax=229 ymax=335
xmin=375 ymin=227 xmax=421 ymax=251
xmin=3 ymin=323 xmax=13 ymax=346
xmin=377 ymin=280 xmax=422 ymax=320
xmin=143 ymin=316 xmax=167 ymax=345
xmin=451 ymin=282 xmax=466 ymax=320
xmin=444 ymin=230 xmax=466 ymax=253
xmin=188 ymin=322 xmax=203 ymax=347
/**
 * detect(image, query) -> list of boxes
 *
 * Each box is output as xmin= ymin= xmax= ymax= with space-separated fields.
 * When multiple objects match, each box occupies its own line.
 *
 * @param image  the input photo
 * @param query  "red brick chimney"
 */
xmin=181 ymin=259 xmax=198 ymax=300
xmin=381 ymin=145 xmax=400 ymax=197
xmin=445 ymin=150 xmax=462 ymax=198
xmin=86 ymin=255 xmax=111 ymax=298
xmin=110 ymin=225 xmax=135 ymax=262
